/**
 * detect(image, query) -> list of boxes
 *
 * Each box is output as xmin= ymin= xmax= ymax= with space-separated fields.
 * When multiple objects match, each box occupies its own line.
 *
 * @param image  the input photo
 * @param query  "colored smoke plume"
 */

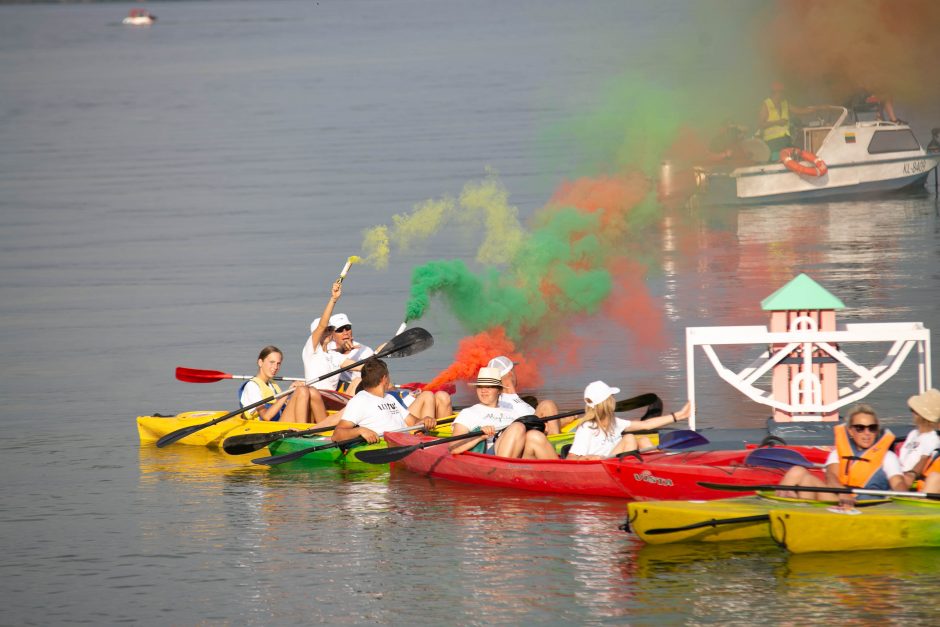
xmin=763 ymin=0 xmax=940 ymax=107
xmin=361 ymin=226 xmax=390 ymax=270
xmin=423 ymin=327 xmax=543 ymax=390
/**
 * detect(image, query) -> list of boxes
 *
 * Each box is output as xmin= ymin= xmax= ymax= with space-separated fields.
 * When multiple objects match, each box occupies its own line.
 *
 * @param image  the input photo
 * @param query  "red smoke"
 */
xmin=424 ymin=327 xmax=543 ymax=390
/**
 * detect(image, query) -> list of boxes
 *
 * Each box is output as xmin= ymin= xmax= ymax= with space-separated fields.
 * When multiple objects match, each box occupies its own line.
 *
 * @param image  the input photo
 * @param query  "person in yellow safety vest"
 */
xmin=758 ymin=81 xmax=816 ymax=161
xmin=776 ymin=404 xmax=905 ymax=509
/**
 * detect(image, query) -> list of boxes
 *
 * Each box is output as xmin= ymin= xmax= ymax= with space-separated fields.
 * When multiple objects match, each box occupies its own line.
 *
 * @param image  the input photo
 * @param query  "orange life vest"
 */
xmin=833 ymin=424 xmax=895 ymax=488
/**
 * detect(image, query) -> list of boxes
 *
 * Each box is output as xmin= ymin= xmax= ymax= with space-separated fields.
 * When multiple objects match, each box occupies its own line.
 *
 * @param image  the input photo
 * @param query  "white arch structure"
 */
xmin=685 ymin=321 xmax=932 ymax=429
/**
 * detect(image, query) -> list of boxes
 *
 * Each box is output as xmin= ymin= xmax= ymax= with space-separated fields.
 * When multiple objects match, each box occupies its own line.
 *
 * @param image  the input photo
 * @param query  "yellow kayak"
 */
xmin=137 ymin=411 xmax=337 ymax=448
xmin=769 ymin=497 xmax=940 ymax=553
xmin=626 ymin=493 xmax=887 ymax=545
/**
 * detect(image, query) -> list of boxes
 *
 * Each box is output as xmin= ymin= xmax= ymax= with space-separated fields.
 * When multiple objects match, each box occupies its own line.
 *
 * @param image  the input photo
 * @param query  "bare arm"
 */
xmin=449 ymin=423 xmax=493 ymax=455
xmin=330 ymin=419 xmax=379 ymax=443
xmin=621 ymin=401 xmax=691 ymax=432
xmin=311 ymin=281 xmax=342 ymax=348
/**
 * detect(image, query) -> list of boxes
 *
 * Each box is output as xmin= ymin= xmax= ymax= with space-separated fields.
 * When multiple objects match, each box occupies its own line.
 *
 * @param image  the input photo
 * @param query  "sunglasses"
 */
xmin=850 ymin=423 xmax=879 ymax=433
xmin=334 ymin=325 xmax=352 ymax=333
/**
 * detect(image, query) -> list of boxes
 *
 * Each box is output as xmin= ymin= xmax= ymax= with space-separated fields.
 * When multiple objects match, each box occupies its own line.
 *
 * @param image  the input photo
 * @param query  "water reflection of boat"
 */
xmin=694 ymin=107 xmax=940 ymax=205
xmin=122 ymin=9 xmax=157 ymax=26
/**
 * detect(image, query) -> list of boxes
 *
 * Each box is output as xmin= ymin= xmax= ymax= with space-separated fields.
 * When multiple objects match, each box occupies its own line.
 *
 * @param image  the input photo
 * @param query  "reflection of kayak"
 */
xmin=770 ymin=497 xmax=940 ymax=553
xmin=601 ymin=448 xmax=828 ymax=501
xmin=785 ymin=546 xmax=940 ymax=577
xmin=122 ymin=9 xmax=156 ymax=26
xmin=137 ymin=411 xmax=338 ymax=448
xmin=383 ymin=430 xmax=623 ymax=497
xmin=626 ymin=493 xmax=876 ymax=545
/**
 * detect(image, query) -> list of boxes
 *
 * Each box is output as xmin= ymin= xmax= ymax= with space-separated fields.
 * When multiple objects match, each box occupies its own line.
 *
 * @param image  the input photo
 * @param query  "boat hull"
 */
xmin=383 ymin=431 xmax=621 ymax=497
xmin=137 ymin=411 xmax=334 ymax=448
xmin=601 ymin=448 xmax=828 ymax=501
xmin=267 ymin=435 xmax=390 ymax=466
xmin=627 ymin=494 xmax=849 ymax=545
xmin=770 ymin=498 xmax=940 ymax=553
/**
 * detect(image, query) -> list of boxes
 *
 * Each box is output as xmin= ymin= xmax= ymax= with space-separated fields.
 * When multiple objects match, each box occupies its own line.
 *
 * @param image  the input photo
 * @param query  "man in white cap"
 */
xmin=486 ymin=355 xmax=563 ymax=434
xmin=301 ymin=280 xmax=355 ymax=393
xmin=898 ymin=388 xmax=940 ymax=490
xmin=328 ymin=312 xmax=375 ymax=392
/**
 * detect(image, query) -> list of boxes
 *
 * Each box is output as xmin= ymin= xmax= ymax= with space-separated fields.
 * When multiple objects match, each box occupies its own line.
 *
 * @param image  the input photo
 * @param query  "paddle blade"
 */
xmin=639 ymin=397 xmax=664 ymax=420
xmin=614 ymin=393 xmax=661 ymax=414
xmin=378 ymin=327 xmax=433 ymax=359
xmin=221 ymin=430 xmax=295 ymax=455
xmin=658 ymin=429 xmax=710 ymax=450
xmin=156 ymin=423 xmax=209 ymax=448
xmin=745 ymin=448 xmax=816 ymax=470
xmin=175 ymin=367 xmax=231 ymax=383
xmin=354 ymin=444 xmax=419 ymax=465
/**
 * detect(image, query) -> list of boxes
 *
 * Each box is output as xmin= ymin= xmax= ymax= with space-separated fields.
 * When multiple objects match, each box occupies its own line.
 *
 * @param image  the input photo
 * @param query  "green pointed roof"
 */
xmin=761 ymin=274 xmax=845 ymax=311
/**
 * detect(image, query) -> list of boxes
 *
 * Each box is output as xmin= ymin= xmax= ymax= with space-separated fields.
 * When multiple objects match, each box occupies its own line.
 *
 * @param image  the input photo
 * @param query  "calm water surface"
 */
xmin=1 ymin=1 xmax=939 ymax=624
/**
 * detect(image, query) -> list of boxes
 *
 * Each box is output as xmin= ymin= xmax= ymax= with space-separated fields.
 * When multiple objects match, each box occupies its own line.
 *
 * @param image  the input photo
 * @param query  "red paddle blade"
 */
xmin=175 ymin=367 xmax=233 ymax=383
xmin=400 ymin=381 xmax=457 ymax=395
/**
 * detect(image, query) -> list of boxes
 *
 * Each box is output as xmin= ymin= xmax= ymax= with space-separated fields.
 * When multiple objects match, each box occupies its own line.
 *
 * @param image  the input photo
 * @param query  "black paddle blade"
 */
xmin=378 ymin=327 xmax=433 ymax=358
xmin=614 ymin=393 xmax=661 ymax=414
xmin=354 ymin=443 xmax=419 ymax=465
xmin=221 ymin=430 xmax=296 ymax=455
xmin=155 ymin=420 xmax=220 ymax=448
xmin=639 ymin=396 xmax=664 ymax=420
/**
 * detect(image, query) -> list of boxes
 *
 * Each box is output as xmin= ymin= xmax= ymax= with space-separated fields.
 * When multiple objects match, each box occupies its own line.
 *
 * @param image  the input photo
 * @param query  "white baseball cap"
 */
xmin=584 ymin=380 xmax=620 ymax=408
xmin=329 ymin=313 xmax=351 ymax=329
xmin=487 ymin=355 xmax=516 ymax=377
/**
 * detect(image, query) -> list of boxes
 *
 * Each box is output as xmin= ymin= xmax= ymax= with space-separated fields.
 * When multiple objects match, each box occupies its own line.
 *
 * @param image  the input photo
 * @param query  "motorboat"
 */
xmin=689 ymin=106 xmax=940 ymax=205
xmin=123 ymin=9 xmax=157 ymax=26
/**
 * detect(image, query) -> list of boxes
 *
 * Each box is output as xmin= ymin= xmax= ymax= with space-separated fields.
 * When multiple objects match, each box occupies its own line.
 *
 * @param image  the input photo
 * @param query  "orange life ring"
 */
xmin=780 ymin=147 xmax=828 ymax=177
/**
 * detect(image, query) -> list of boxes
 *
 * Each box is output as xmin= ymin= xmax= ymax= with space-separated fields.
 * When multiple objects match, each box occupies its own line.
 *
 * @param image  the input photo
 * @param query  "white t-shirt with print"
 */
xmin=341 ymin=390 xmax=409 ymax=435
xmin=454 ymin=403 xmax=518 ymax=434
xmin=301 ymin=339 xmax=345 ymax=390
xmin=498 ymin=392 xmax=536 ymax=418
xmin=568 ymin=417 xmax=634 ymax=457
xmin=898 ymin=428 xmax=940 ymax=471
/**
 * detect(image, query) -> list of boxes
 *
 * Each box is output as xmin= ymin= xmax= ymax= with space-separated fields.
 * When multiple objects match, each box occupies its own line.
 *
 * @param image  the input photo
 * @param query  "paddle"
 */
xmin=743 ymin=447 xmax=822 ymax=470
xmin=176 ymin=366 xmax=304 ymax=384
xmin=697 ymin=481 xmax=940 ymax=501
xmin=223 ymin=415 xmax=456 ymax=456
xmin=250 ymin=421 xmax=442 ymax=466
xmin=354 ymin=393 xmax=662 ymax=465
xmin=155 ymin=327 xmax=434 ymax=448
xmin=612 ymin=429 xmax=710 ymax=459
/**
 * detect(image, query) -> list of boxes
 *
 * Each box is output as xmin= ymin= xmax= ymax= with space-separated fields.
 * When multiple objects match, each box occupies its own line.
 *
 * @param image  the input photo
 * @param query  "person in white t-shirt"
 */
xmin=486 ymin=356 xmax=563 ymax=434
xmin=898 ymin=388 xmax=940 ymax=490
xmin=302 ymin=280 xmax=353 ymax=389
xmin=239 ymin=345 xmax=328 ymax=424
xmin=328 ymin=313 xmax=374 ymax=392
xmin=330 ymin=358 xmax=440 ymax=444
xmin=449 ymin=367 xmax=558 ymax=458
xmin=565 ymin=381 xmax=691 ymax=460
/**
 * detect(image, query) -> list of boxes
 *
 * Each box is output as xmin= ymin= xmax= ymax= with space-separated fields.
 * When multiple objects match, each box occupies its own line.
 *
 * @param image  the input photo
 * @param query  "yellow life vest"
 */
xmin=833 ymin=424 xmax=895 ymax=488
xmin=242 ymin=376 xmax=282 ymax=421
xmin=762 ymin=98 xmax=790 ymax=142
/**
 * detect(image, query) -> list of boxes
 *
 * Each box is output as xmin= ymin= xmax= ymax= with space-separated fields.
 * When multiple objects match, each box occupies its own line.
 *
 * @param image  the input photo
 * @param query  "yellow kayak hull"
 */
xmin=770 ymin=498 xmax=940 ymax=553
xmin=136 ymin=412 xmax=336 ymax=448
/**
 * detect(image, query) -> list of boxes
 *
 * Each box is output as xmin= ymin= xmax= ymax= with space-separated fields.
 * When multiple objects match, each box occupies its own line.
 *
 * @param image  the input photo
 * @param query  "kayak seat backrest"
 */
xmin=559 ymin=443 xmax=572 ymax=459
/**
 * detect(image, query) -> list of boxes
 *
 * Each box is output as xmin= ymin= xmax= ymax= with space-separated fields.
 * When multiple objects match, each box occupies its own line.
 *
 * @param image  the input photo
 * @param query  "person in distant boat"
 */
xmin=330 ymin=358 xmax=444 ymax=444
xmin=240 ymin=345 xmax=329 ymax=424
xmin=486 ymin=355 xmax=563 ymax=434
xmin=777 ymin=404 xmax=905 ymax=508
xmin=897 ymin=389 xmax=940 ymax=490
xmin=927 ymin=128 xmax=940 ymax=153
xmin=758 ymin=81 xmax=816 ymax=160
xmin=564 ymin=381 xmax=691 ymax=460
xmin=845 ymin=86 xmax=899 ymax=124
xmin=449 ymin=367 xmax=559 ymax=458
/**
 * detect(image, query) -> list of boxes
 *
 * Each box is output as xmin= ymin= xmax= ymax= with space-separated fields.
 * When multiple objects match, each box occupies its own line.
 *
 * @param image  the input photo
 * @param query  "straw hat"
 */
xmin=908 ymin=388 xmax=940 ymax=423
xmin=469 ymin=367 xmax=503 ymax=387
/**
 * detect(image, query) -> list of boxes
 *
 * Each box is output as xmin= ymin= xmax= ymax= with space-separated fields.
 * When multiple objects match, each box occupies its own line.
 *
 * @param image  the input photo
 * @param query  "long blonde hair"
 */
xmin=583 ymin=396 xmax=617 ymax=438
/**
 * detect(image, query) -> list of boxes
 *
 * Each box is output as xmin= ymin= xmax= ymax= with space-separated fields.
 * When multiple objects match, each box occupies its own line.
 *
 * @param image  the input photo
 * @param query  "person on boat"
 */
xmin=845 ymin=86 xmax=900 ymax=124
xmin=927 ymin=128 xmax=940 ymax=153
xmin=486 ymin=355 xmax=563 ymax=434
xmin=449 ymin=367 xmax=559 ymax=458
xmin=921 ymin=457 xmax=940 ymax=493
xmin=240 ymin=345 xmax=329 ymax=424
xmin=897 ymin=388 xmax=940 ymax=490
xmin=758 ymin=81 xmax=815 ymax=161
xmin=565 ymin=381 xmax=691 ymax=460
xmin=327 ymin=313 xmax=374 ymax=393
xmin=777 ymin=404 xmax=905 ymax=508
xmin=301 ymin=280 xmax=359 ymax=395
xmin=330 ymin=358 xmax=444 ymax=444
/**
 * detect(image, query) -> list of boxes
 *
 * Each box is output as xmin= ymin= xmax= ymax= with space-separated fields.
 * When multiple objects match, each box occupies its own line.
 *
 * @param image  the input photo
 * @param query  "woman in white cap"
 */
xmin=898 ymin=388 xmax=940 ymax=490
xmin=565 ymin=381 xmax=691 ymax=460
xmin=449 ymin=367 xmax=559 ymax=458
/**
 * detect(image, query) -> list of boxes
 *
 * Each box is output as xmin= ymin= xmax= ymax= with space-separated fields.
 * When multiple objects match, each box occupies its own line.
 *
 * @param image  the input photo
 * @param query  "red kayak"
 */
xmin=383 ymin=431 xmax=631 ymax=497
xmin=600 ymin=447 xmax=828 ymax=501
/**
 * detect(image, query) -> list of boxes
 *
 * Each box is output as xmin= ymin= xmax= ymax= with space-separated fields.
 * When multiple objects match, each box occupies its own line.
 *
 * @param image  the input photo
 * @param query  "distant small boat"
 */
xmin=122 ymin=9 xmax=157 ymax=26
